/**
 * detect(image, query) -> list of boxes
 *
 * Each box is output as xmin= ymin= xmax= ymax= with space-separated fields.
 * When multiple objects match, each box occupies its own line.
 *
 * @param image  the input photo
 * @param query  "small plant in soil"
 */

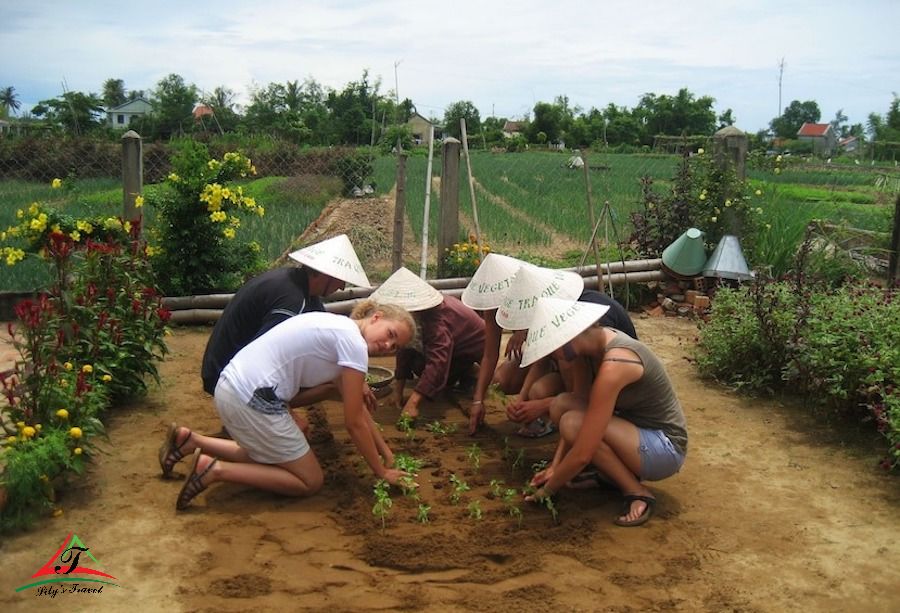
xmin=425 ymin=420 xmax=457 ymax=436
xmin=398 ymin=475 xmax=420 ymax=501
xmin=416 ymin=503 xmax=431 ymax=524
xmin=372 ymin=479 xmax=393 ymax=532
xmin=522 ymin=483 xmax=560 ymax=524
xmin=489 ymin=479 xmax=504 ymax=499
xmin=394 ymin=453 xmax=424 ymax=474
xmin=466 ymin=443 xmax=482 ymax=473
xmin=467 ymin=499 xmax=483 ymax=521
xmin=396 ymin=413 xmax=415 ymax=439
xmin=531 ymin=459 xmax=549 ymax=474
xmin=511 ymin=448 xmax=525 ymax=473
xmin=449 ymin=474 xmax=470 ymax=505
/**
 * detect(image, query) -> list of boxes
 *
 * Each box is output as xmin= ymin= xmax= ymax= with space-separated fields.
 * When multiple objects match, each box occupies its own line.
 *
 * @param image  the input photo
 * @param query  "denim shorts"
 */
xmin=638 ymin=428 xmax=685 ymax=481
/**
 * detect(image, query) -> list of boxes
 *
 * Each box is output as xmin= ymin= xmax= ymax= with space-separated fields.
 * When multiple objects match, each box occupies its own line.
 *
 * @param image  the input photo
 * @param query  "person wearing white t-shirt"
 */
xmin=158 ymin=304 xmax=416 ymax=510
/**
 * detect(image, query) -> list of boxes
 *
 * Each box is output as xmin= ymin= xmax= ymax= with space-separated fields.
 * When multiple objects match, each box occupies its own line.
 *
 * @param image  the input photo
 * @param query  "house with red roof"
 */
xmin=797 ymin=122 xmax=837 ymax=156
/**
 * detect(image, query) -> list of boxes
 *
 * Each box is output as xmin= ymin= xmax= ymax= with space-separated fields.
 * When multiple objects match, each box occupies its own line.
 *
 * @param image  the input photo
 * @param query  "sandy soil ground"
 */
xmin=1 ymin=315 xmax=898 ymax=612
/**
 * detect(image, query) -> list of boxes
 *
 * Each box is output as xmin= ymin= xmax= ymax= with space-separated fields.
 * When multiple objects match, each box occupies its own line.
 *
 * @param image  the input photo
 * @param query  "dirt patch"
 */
xmin=1 ymin=195 xmax=898 ymax=612
xmin=1 ymin=316 xmax=898 ymax=612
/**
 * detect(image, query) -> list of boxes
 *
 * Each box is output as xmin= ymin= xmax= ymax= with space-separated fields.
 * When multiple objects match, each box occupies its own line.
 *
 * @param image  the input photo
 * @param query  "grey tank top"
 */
xmin=603 ymin=330 xmax=688 ymax=455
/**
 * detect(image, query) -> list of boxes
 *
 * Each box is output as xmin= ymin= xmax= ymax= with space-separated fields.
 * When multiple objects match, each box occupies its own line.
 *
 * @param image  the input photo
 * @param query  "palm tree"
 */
xmin=0 ymin=86 xmax=21 ymax=118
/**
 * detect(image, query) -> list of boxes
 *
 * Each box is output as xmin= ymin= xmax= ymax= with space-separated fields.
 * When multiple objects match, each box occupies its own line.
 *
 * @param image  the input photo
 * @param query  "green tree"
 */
xmin=0 ymin=86 xmax=21 ymax=118
xmin=527 ymin=98 xmax=572 ymax=145
xmin=635 ymin=88 xmax=716 ymax=142
xmin=200 ymin=86 xmax=240 ymax=133
xmin=602 ymin=103 xmax=641 ymax=146
xmin=149 ymin=73 xmax=198 ymax=139
xmin=443 ymin=100 xmax=481 ymax=139
xmin=326 ymin=70 xmax=380 ymax=145
xmin=102 ymin=78 xmax=126 ymax=108
xmin=718 ymin=108 xmax=736 ymax=128
xmin=770 ymin=99 xmax=821 ymax=139
xmin=31 ymin=90 xmax=105 ymax=135
xmin=829 ymin=108 xmax=849 ymax=137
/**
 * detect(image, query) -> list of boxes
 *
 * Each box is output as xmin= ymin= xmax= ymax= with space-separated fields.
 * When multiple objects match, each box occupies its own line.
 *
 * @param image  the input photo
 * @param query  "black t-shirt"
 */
xmin=200 ymin=267 xmax=325 ymax=394
xmin=578 ymin=289 xmax=638 ymax=339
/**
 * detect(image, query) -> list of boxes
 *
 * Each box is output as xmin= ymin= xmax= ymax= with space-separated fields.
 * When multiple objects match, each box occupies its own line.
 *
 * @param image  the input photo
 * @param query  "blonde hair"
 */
xmin=350 ymin=299 xmax=416 ymax=345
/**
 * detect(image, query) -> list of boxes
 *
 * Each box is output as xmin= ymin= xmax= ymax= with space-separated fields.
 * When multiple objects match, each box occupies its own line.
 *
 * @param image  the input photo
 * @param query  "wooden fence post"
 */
xmin=437 ymin=138 xmax=461 ymax=278
xmin=392 ymin=152 xmax=408 ymax=272
xmin=122 ymin=130 xmax=142 ymax=233
xmin=889 ymin=192 xmax=900 ymax=283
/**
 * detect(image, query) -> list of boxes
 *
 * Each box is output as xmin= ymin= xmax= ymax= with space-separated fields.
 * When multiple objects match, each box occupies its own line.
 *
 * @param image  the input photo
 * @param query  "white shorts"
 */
xmin=214 ymin=376 xmax=311 ymax=464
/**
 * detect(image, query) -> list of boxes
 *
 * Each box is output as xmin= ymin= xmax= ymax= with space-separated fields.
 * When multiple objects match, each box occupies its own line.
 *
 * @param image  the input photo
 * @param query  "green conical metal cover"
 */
xmin=661 ymin=228 xmax=707 ymax=277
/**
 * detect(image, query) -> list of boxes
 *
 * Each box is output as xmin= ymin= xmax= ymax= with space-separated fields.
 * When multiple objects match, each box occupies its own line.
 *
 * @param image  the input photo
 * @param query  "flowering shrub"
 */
xmin=146 ymin=141 xmax=266 ymax=295
xmin=443 ymin=234 xmax=490 ymax=277
xmin=1 ymin=182 xmax=170 ymax=530
xmin=631 ymin=149 xmax=764 ymax=260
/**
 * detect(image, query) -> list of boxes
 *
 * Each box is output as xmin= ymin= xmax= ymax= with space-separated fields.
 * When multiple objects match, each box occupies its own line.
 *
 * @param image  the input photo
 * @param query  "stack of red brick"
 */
xmin=642 ymin=277 xmax=712 ymax=319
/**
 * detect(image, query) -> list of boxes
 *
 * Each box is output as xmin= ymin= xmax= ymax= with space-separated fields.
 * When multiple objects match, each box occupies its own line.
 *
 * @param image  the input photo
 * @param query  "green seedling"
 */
xmin=489 ymin=479 xmax=504 ymax=499
xmin=466 ymin=443 xmax=482 ymax=472
xmin=425 ymin=420 xmax=457 ymax=436
xmin=416 ymin=503 xmax=431 ymax=524
xmin=467 ymin=499 xmax=483 ymax=520
xmin=531 ymin=459 xmax=549 ymax=474
xmin=511 ymin=448 xmax=525 ymax=473
xmin=372 ymin=479 xmax=393 ymax=532
xmin=449 ymin=473 xmax=470 ymax=505
xmin=394 ymin=453 xmax=424 ymax=474
xmin=502 ymin=487 xmax=524 ymax=526
xmin=396 ymin=413 xmax=415 ymax=438
xmin=398 ymin=475 xmax=420 ymax=501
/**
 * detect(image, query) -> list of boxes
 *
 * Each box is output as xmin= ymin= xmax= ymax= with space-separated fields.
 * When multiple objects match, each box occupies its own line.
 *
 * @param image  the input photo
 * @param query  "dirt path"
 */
xmin=1 ymin=316 xmax=898 ymax=612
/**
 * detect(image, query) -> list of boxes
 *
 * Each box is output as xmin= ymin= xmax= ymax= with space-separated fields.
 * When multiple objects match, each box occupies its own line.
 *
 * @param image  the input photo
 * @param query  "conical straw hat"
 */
xmin=288 ymin=234 xmax=371 ymax=288
xmin=495 ymin=266 xmax=584 ymax=330
xmin=370 ymin=267 xmax=444 ymax=311
xmin=520 ymin=297 xmax=610 ymax=368
xmin=461 ymin=253 xmax=527 ymax=310
xmin=702 ymin=235 xmax=753 ymax=281
xmin=661 ymin=227 xmax=707 ymax=278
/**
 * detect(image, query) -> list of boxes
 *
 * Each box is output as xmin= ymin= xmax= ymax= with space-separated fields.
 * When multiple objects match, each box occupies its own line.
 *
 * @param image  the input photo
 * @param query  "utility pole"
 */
xmin=777 ymin=57 xmax=786 ymax=117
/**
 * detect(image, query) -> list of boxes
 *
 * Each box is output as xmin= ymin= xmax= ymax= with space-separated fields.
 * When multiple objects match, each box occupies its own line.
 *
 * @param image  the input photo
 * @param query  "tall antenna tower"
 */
xmin=777 ymin=57 xmax=786 ymax=118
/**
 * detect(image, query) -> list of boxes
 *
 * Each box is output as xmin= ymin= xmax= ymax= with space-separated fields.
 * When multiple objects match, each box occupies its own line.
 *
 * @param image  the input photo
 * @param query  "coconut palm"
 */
xmin=0 ymin=86 xmax=21 ymax=117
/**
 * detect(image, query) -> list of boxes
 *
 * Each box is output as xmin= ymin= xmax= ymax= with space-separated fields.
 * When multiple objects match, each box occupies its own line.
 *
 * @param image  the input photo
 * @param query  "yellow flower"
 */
xmin=724 ymin=199 xmax=732 ymax=207
xmin=124 ymin=221 xmax=132 ymax=233
xmin=59 ymin=379 xmax=69 ymax=388
xmin=82 ymin=364 xmax=93 ymax=373
xmin=102 ymin=374 xmax=112 ymax=382
xmin=134 ymin=195 xmax=144 ymax=208
xmin=697 ymin=148 xmax=704 ymax=155
xmin=16 ymin=421 xmax=25 ymax=430
xmin=69 ymin=230 xmax=81 ymax=242
xmin=22 ymin=426 xmax=36 ymax=438
xmin=64 ymin=362 xmax=73 ymax=370
xmin=69 ymin=427 xmax=83 ymax=439
xmin=168 ymin=172 xmax=181 ymax=182
xmin=699 ymin=193 xmax=706 ymax=201
xmin=56 ymin=409 xmax=69 ymax=420
xmin=223 ymin=228 xmax=236 ymax=240
xmin=51 ymin=178 xmax=62 ymax=189
xmin=74 ymin=447 xmax=83 ymax=456
xmin=756 ymin=207 xmax=763 ymax=214
xmin=711 ymin=216 xmax=718 ymax=222
xmin=6 ymin=435 xmax=16 ymax=444
xmin=35 ymin=423 xmax=42 ymax=431
xmin=774 ymin=167 xmax=781 ymax=175
xmin=765 ymin=223 xmax=772 ymax=230
xmin=755 ymin=189 xmax=762 ymax=196
xmin=776 ymin=155 xmax=782 ymax=162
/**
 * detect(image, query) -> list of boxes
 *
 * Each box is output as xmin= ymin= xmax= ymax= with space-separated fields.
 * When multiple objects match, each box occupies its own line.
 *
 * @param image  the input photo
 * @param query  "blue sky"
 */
xmin=2 ymin=0 xmax=898 ymax=133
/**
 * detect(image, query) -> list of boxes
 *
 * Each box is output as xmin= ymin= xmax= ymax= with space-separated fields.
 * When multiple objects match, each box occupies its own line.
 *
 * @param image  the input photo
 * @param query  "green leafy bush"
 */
xmin=146 ymin=141 xmax=267 ymax=294
xmin=696 ymin=277 xmax=900 ymax=471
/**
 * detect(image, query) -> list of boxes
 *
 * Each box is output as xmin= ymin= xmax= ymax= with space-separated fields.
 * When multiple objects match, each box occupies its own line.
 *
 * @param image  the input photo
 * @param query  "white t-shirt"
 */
xmin=221 ymin=311 xmax=368 ymax=404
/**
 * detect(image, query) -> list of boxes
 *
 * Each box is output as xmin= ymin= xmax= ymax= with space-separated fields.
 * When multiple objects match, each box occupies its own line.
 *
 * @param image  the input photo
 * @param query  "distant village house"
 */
xmin=406 ymin=112 xmax=442 ymax=146
xmin=797 ymin=122 xmax=837 ymax=156
xmin=502 ymin=120 xmax=524 ymax=139
xmin=106 ymin=98 xmax=153 ymax=129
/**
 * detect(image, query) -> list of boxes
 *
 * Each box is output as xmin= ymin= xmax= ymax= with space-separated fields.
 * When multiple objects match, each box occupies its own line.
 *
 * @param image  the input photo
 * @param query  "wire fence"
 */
xmin=1 ymin=132 xmax=899 ymax=292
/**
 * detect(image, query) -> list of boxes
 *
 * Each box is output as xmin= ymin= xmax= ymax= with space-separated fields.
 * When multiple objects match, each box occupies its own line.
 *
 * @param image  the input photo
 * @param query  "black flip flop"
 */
xmin=614 ymin=494 xmax=656 ymax=527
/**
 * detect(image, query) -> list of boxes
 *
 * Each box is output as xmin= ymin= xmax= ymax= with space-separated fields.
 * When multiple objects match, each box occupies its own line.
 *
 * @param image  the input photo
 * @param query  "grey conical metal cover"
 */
xmin=703 ymin=235 xmax=753 ymax=281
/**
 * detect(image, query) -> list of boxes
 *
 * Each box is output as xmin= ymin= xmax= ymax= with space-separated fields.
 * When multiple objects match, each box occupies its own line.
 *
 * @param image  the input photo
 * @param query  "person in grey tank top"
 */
xmin=520 ymin=297 xmax=687 ymax=527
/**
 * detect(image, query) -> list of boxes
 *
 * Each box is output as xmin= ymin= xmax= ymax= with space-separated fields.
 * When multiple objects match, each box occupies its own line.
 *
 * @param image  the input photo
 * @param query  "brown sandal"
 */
xmin=158 ymin=422 xmax=192 ymax=478
xmin=175 ymin=449 xmax=218 ymax=511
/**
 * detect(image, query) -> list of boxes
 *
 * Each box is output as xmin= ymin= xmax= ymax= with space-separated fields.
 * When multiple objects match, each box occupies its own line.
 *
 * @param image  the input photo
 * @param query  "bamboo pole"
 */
xmin=419 ymin=124 xmax=436 ymax=279
xmin=581 ymin=151 xmax=605 ymax=293
xmin=161 ymin=259 xmax=667 ymax=312
xmin=460 ymin=118 xmax=482 ymax=248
